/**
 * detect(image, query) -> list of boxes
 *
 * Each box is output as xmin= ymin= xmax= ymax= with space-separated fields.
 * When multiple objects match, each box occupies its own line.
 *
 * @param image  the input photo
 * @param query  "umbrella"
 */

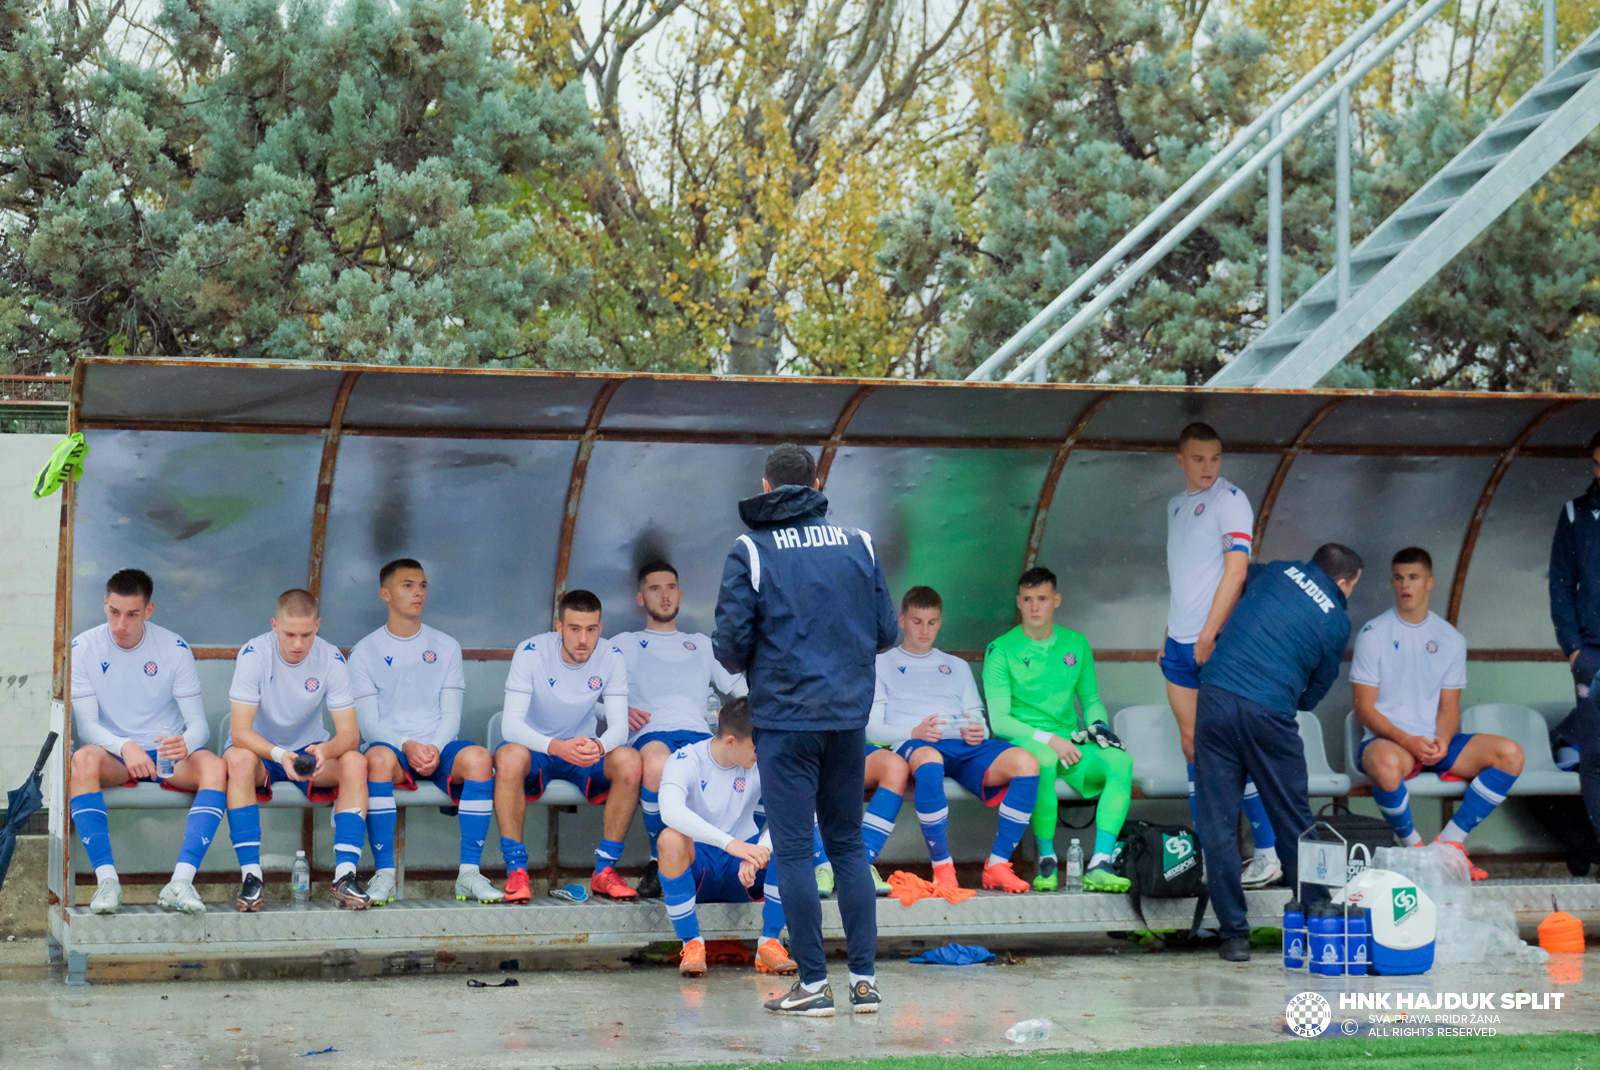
xmin=0 ymin=732 xmax=59 ymax=893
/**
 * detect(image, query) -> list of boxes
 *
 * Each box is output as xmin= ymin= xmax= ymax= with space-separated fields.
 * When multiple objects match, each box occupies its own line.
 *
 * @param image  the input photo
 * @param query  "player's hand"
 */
xmin=1420 ymin=736 xmax=1449 ymax=765
xmin=737 ymin=860 xmax=759 ymax=888
xmin=628 ymin=707 xmax=652 ymax=733
xmin=1571 ymin=650 xmax=1581 ymax=665
xmin=301 ymin=744 xmax=328 ymax=780
xmin=154 ymin=734 xmax=190 ymax=762
xmin=549 ymin=737 xmax=593 ymax=765
xmin=959 ymin=722 xmax=985 ymax=746
xmin=281 ymin=749 xmax=309 ymax=781
xmin=403 ymin=740 xmax=440 ymax=776
xmin=1047 ymin=735 xmax=1082 ymax=766
xmin=1194 ymin=633 xmax=1217 ymax=666
xmin=911 ymin=715 xmax=946 ymax=742
xmin=120 ymin=741 xmax=156 ymax=780
xmin=1402 ymin=734 xmax=1441 ymax=765
xmin=726 ymin=839 xmax=770 ymax=869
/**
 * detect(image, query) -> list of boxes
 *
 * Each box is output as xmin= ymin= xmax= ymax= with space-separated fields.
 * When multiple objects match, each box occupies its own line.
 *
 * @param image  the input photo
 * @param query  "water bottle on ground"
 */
xmin=1006 ymin=1019 xmax=1055 ymax=1043
xmin=292 ymin=850 xmax=311 ymax=904
xmin=1065 ymin=839 xmax=1084 ymax=890
xmin=1282 ymin=898 xmax=1306 ymax=969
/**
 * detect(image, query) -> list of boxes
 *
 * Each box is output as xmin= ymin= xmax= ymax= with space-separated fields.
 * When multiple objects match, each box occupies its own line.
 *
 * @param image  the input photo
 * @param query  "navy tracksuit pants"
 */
xmin=1194 ymin=684 xmax=1316 ymax=938
xmin=754 ymin=725 xmax=877 ymax=985
xmin=1556 ymin=688 xmax=1600 ymax=843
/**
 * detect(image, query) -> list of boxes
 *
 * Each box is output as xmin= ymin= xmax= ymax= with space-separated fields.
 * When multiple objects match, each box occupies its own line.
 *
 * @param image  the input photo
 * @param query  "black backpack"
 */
xmin=1116 ymin=820 xmax=1208 ymax=949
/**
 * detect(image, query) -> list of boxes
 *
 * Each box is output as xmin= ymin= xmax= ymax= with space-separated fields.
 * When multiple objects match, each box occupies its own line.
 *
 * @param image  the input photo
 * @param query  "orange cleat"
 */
xmin=981 ymin=860 xmax=1029 ymax=894
xmin=931 ymin=861 xmax=961 ymax=890
xmin=591 ymin=866 xmax=638 ymax=899
xmin=678 ymin=938 xmax=707 ymax=977
xmin=1437 ymin=839 xmax=1488 ymax=880
xmin=755 ymin=938 xmax=798 ymax=975
xmin=503 ymin=869 xmax=532 ymax=903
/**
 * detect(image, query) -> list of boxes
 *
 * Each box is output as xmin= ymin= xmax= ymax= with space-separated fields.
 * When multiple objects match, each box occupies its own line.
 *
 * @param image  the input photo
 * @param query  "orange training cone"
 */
xmin=1537 ymin=911 xmax=1585 ymax=954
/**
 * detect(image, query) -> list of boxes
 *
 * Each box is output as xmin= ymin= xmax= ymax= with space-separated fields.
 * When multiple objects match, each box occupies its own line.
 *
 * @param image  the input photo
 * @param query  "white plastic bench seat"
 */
xmin=1461 ymin=704 xmax=1581 ymax=795
xmin=1113 ymin=705 xmax=1188 ymax=797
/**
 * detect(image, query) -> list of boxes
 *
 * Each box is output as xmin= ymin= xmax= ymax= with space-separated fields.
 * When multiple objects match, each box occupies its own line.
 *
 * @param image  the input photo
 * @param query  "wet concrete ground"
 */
xmin=2 ymin=939 xmax=1596 ymax=1069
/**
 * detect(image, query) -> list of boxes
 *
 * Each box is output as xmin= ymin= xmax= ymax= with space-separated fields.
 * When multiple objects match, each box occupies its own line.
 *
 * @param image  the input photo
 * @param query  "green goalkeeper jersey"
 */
xmin=982 ymin=625 xmax=1109 ymax=741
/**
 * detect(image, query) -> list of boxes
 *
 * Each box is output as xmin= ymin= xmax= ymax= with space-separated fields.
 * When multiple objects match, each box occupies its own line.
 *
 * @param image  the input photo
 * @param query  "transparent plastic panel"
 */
xmin=845 ymin=383 xmax=1089 ymax=441
xmin=342 ymin=371 xmax=601 ymax=431
xmin=80 ymin=364 xmax=345 ymax=425
xmin=600 ymin=378 xmax=860 ymax=436
xmin=1310 ymin=396 xmax=1549 ymax=449
xmin=1084 ymin=391 xmax=1327 ymax=447
xmin=71 ymin=430 xmax=324 ymax=644
xmin=1525 ymin=399 xmax=1600 ymax=448
xmin=319 ymin=436 xmax=579 ymax=648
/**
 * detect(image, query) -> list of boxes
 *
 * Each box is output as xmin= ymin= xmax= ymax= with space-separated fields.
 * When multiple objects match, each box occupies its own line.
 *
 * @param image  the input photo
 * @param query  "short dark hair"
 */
xmin=1177 ymin=422 xmax=1223 ymax=450
xmin=901 ymin=586 xmax=943 ymax=613
xmin=1311 ymin=543 xmax=1364 ymax=583
xmin=716 ymin=697 xmax=753 ymax=740
xmin=379 ymin=558 xmax=425 ymax=585
xmin=1018 ymin=566 xmax=1057 ymax=591
xmin=637 ymin=561 xmax=678 ymax=585
xmin=765 ymin=443 xmax=817 ymax=489
xmin=1391 ymin=547 xmax=1433 ymax=573
xmin=1588 ymin=430 xmax=1600 ymax=454
xmin=106 ymin=569 xmax=153 ymax=602
xmin=277 ymin=588 xmax=320 ymax=618
xmin=558 ymin=588 xmax=602 ymax=618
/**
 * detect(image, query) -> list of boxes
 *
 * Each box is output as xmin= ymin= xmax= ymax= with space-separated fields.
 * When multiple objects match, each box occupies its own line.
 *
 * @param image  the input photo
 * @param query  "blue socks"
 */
xmin=595 ymin=837 xmax=624 ymax=876
xmin=913 ymin=761 xmax=951 ymax=865
xmin=1372 ymin=782 xmax=1419 ymax=842
xmin=333 ymin=809 xmax=365 ymax=880
xmin=228 ymin=804 xmax=263 ymax=878
xmin=989 ymin=775 xmax=1036 ymax=866
xmin=761 ymin=881 xmax=785 ymax=939
xmin=70 ymin=792 xmax=114 ymax=878
xmin=641 ymin=787 xmax=665 ymax=859
xmin=863 ymin=786 xmax=904 ymax=863
xmin=1242 ymin=778 xmax=1277 ymax=853
xmin=501 ymin=837 xmax=528 ymax=873
xmin=173 ymin=789 xmax=225 ymax=880
xmin=662 ymin=866 xmax=699 ymax=941
xmin=366 ymin=781 xmax=397 ymax=870
xmin=458 ymin=779 xmax=493 ymax=867
xmin=1440 ymin=766 xmax=1518 ymax=843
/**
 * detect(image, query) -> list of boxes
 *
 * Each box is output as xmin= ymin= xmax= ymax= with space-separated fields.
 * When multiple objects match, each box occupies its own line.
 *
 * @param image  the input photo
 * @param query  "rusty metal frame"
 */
xmin=551 ymin=379 xmax=625 ymax=625
xmin=1251 ymin=398 xmax=1348 ymax=556
xmin=306 ymin=370 xmax=363 ymax=600
xmin=1022 ymin=392 xmax=1115 ymax=571
xmin=815 ymin=385 xmax=880 ymax=489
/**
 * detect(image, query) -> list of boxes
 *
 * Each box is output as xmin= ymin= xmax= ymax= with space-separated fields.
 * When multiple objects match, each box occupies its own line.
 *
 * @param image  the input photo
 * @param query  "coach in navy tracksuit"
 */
xmin=714 ymin=443 xmax=898 ymax=1015
xmin=1194 ymin=544 xmax=1361 ymax=962
xmin=1548 ymin=435 xmax=1600 ymax=846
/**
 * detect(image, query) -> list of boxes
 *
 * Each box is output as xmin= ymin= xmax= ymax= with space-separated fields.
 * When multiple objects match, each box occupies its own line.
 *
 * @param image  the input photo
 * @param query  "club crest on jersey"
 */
xmin=1063 ymin=653 xmax=1077 ymax=667
xmin=734 ymin=777 xmax=747 ymax=793
xmin=304 ymin=677 xmax=321 ymax=692
xmin=1426 ymin=640 xmax=1439 ymax=654
xmin=143 ymin=661 xmax=158 ymax=677
xmin=683 ymin=641 xmax=696 ymax=650
xmin=1194 ymin=503 xmax=1206 ymax=515
xmin=588 ymin=676 xmax=603 ymax=691
xmin=423 ymin=650 xmax=437 ymax=663
xmin=938 ymin=664 xmax=952 ymax=674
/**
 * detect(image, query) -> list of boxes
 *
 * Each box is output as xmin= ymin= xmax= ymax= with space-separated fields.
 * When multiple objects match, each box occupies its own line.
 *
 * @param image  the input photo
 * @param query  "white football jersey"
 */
xmin=1166 ymin=475 xmax=1255 ymax=643
xmin=871 ymin=646 xmax=984 ymax=741
xmin=504 ymin=632 xmax=627 ymax=741
xmin=659 ymin=738 xmax=763 ymax=845
xmin=613 ymin=628 xmax=746 ymax=742
xmin=1350 ymin=608 xmax=1467 ymax=741
xmin=70 ymin=622 xmax=202 ymax=750
xmin=228 ymin=632 xmax=355 ymax=751
xmin=348 ymin=624 xmax=465 ymax=745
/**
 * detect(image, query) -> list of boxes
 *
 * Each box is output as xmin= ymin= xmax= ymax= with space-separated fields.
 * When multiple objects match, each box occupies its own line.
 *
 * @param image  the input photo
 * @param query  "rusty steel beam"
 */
xmin=551 ymin=379 xmax=626 ymax=626
xmin=1446 ymin=400 xmax=1578 ymax=625
xmin=306 ymin=370 xmax=363 ymax=600
xmin=1021 ymin=393 xmax=1116 ymax=572
xmin=1251 ymin=398 xmax=1348 ymax=558
xmin=815 ymin=385 xmax=880 ymax=489
xmin=75 ymin=419 xmax=325 ymax=435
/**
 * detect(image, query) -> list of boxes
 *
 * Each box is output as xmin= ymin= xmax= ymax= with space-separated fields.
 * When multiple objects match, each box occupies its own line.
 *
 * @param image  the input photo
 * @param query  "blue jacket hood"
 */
xmin=739 ymin=485 xmax=828 ymax=529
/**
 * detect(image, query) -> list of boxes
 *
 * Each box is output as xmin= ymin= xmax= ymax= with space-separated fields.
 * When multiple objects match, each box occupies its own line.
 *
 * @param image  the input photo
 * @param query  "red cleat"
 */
xmin=981 ymin=860 xmax=1029 ymax=894
xmin=503 ymin=869 xmax=532 ymax=903
xmin=1437 ymin=839 xmax=1488 ymax=880
xmin=931 ymin=861 xmax=961 ymax=890
xmin=590 ymin=866 xmax=638 ymax=899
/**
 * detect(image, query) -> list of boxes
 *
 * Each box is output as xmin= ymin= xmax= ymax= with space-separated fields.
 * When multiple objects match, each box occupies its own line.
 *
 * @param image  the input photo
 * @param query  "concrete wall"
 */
xmin=0 ymin=435 xmax=64 ymax=793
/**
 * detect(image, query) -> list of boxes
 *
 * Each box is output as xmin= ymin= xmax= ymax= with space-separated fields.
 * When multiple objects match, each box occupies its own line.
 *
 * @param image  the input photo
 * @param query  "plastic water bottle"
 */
xmin=1346 ymin=911 xmax=1370 ymax=975
xmin=1065 ymin=839 xmax=1084 ymax=889
xmin=157 ymin=751 xmax=175 ymax=779
xmin=291 ymin=850 xmax=311 ymax=904
xmin=1308 ymin=903 xmax=1345 ymax=976
xmin=1282 ymin=898 xmax=1307 ymax=969
xmin=1005 ymin=1019 xmax=1055 ymax=1043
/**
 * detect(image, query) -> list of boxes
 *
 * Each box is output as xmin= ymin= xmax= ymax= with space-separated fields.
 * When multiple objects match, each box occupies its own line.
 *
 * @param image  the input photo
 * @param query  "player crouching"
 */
xmin=658 ymin=697 xmax=796 ymax=979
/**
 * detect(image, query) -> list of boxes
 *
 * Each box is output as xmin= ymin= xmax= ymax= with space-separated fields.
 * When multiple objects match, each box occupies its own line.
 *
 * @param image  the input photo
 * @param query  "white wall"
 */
xmin=0 ymin=435 xmax=65 ymax=793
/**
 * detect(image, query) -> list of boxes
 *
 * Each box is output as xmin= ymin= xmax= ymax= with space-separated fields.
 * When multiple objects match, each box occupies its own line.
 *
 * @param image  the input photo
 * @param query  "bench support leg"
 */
xmin=545 ymin=808 xmax=563 ymax=892
xmin=301 ymin=810 xmax=315 ymax=876
xmin=46 ymin=931 xmax=63 ymax=966
xmin=66 ymin=951 xmax=88 ymax=986
xmin=395 ymin=808 xmax=407 ymax=901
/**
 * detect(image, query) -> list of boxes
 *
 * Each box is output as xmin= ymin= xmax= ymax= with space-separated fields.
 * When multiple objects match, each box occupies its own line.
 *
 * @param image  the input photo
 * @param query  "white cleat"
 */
xmin=365 ymin=868 xmax=398 ymax=906
xmin=1240 ymin=853 xmax=1283 ymax=890
xmin=158 ymin=878 xmax=206 ymax=917
xmin=455 ymin=869 xmax=505 ymax=904
xmin=89 ymin=877 xmax=122 ymax=915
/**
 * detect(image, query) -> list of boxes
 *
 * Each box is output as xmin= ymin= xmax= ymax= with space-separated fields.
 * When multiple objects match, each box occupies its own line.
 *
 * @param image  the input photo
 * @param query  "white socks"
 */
xmin=241 ymin=863 xmax=263 ymax=880
xmin=172 ymin=862 xmax=197 ymax=883
xmin=94 ymin=865 xmax=117 ymax=882
xmin=1254 ymin=845 xmax=1279 ymax=864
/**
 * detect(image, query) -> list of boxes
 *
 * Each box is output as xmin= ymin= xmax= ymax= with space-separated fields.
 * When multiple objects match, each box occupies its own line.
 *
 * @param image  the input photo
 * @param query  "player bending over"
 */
xmin=985 ymin=567 xmax=1133 ymax=893
xmin=69 ymin=569 xmax=226 ymax=916
xmin=659 ymin=697 xmax=796 ymax=979
xmin=869 ymin=586 xmax=1040 ymax=894
xmin=349 ymin=559 xmax=501 ymax=905
xmin=223 ymin=589 xmax=370 ymax=911
xmin=1351 ymin=547 xmax=1524 ymax=879
xmin=614 ymin=560 xmax=747 ymax=899
xmin=495 ymin=589 xmax=642 ymax=902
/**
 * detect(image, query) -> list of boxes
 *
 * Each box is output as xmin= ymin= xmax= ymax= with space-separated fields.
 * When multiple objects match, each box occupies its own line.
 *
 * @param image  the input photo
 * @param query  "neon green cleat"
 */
xmin=1082 ymin=865 xmax=1131 ymax=893
xmin=32 ymin=432 xmax=88 ymax=499
xmin=869 ymin=865 xmax=891 ymax=896
xmin=815 ymin=864 xmax=835 ymax=898
xmin=1032 ymin=855 xmax=1059 ymax=892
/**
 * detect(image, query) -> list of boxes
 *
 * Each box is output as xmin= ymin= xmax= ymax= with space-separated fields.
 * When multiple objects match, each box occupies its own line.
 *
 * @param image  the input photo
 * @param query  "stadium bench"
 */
xmin=1112 ymin=705 xmax=1348 ymax=797
xmin=1297 ymin=711 xmax=1352 ymax=797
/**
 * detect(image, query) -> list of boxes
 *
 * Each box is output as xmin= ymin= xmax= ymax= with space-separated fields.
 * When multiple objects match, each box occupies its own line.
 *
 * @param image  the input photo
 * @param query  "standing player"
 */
xmin=1549 ymin=430 xmax=1600 ymax=850
xmin=68 ymin=569 xmax=226 ymax=916
xmin=348 ymin=559 xmax=501 ymax=905
xmin=1352 ymin=548 xmax=1523 ymax=879
xmin=869 ymin=586 xmax=1040 ymax=894
xmin=614 ymin=561 xmax=747 ymax=899
xmin=494 ymin=589 xmax=642 ymax=902
xmin=1163 ymin=422 xmax=1279 ymax=889
xmin=984 ymin=567 xmax=1133 ymax=893
xmin=222 ymin=589 xmax=370 ymax=911
xmin=658 ymin=698 xmax=796 ymax=979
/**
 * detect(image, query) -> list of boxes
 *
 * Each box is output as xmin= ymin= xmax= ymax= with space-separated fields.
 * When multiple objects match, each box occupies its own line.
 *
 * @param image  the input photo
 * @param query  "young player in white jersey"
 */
xmin=68 ymin=569 xmax=226 ymax=917
xmin=348 ymin=559 xmax=501 ymax=906
xmin=1351 ymin=547 xmax=1524 ymax=879
xmin=222 ymin=589 xmax=369 ymax=912
xmin=613 ymin=561 xmax=747 ymax=899
xmin=495 ymin=589 xmax=642 ymax=903
xmin=868 ymin=586 xmax=1041 ymax=895
xmin=658 ymin=697 xmax=797 ymax=979
xmin=1162 ymin=422 xmax=1280 ymax=889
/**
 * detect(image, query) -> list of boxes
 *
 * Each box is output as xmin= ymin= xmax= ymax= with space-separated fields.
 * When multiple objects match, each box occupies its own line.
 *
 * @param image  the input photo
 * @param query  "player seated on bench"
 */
xmin=1351 ymin=547 xmax=1524 ymax=880
xmin=495 ymin=589 xmax=642 ymax=902
xmin=223 ymin=589 xmax=370 ymax=912
xmin=985 ymin=567 xmax=1134 ymax=893
xmin=659 ymin=696 xmax=796 ymax=978
xmin=349 ymin=558 xmax=500 ymax=906
xmin=868 ymin=585 xmax=1040 ymax=894
xmin=615 ymin=560 xmax=747 ymax=900
xmin=68 ymin=568 xmax=226 ymax=917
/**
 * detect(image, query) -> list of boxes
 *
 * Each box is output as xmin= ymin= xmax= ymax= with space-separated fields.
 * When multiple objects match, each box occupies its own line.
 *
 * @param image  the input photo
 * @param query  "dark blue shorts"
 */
xmin=893 ymin=738 xmax=1017 ymax=804
xmin=688 ymin=839 xmax=767 ymax=904
xmin=496 ymin=743 xmax=611 ymax=803
xmin=366 ymin=740 xmax=477 ymax=801
xmin=258 ymin=755 xmax=340 ymax=802
xmin=104 ymin=746 xmax=193 ymax=794
xmin=1160 ymin=637 xmax=1201 ymax=689
xmin=633 ymin=729 xmax=711 ymax=754
xmin=1357 ymin=732 xmax=1474 ymax=781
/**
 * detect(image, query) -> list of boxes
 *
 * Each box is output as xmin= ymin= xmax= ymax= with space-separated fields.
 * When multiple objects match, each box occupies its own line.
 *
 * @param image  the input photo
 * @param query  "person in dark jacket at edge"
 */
xmin=713 ymin=443 xmax=899 ymax=1018
xmin=1194 ymin=544 xmax=1362 ymax=962
xmin=1548 ymin=430 xmax=1600 ymax=848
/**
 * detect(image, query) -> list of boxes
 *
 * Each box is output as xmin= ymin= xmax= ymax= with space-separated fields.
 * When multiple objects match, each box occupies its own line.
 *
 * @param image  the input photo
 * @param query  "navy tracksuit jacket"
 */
xmin=1549 ymin=480 xmax=1600 ymax=842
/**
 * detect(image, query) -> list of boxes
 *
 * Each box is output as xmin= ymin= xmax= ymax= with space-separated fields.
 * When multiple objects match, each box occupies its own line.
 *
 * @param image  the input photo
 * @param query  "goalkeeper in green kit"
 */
xmin=984 ymin=567 xmax=1133 ymax=893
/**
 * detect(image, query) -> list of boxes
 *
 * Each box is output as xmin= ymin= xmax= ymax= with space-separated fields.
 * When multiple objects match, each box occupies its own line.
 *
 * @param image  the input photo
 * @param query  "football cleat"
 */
xmin=89 ymin=876 xmax=122 ymax=915
xmin=455 ymin=869 xmax=505 ymax=903
xmin=1240 ymin=853 xmax=1283 ymax=889
xmin=635 ymin=859 xmax=663 ymax=899
xmin=765 ymin=980 xmax=835 ymax=1017
xmin=1436 ymin=838 xmax=1488 ymax=880
xmin=1082 ymin=864 xmax=1131 ymax=893
xmin=158 ymin=878 xmax=205 ymax=916
xmin=849 ymin=978 xmax=882 ymax=1014
xmin=590 ymin=866 xmax=638 ymax=900
xmin=931 ymin=861 xmax=961 ymax=890
xmin=1032 ymin=855 xmax=1059 ymax=892
xmin=678 ymin=938 xmax=707 ymax=977
xmin=503 ymin=869 xmax=532 ymax=904
xmin=755 ymin=938 xmax=798 ymax=975
xmin=869 ymin=865 xmax=891 ymax=897
xmin=814 ymin=864 xmax=835 ymax=899
xmin=982 ymin=861 xmax=1029 ymax=894
xmin=235 ymin=872 xmax=264 ymax=913
xmin=328 ymin=872 xmax=371 ymax=910
xmin=365 ymin=868 xmax=398 ymax=906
